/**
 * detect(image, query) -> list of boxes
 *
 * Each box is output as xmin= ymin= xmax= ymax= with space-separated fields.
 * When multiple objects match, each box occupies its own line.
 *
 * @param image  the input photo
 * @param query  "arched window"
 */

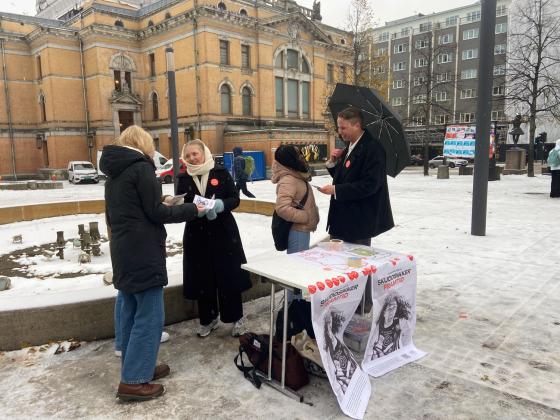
xmin=151 ymin=92 xmax=159 ymax=120
xmin=109 ymin=53 xmax=136 ymax=93
xmin=242 ymin=86 xmax=252 ymax=116
xmin=148 ymin=20 xmax=154 ymax=27
xmin=114 ymin=20 xmax=124 ymax=27
xmin=220 ymin=84 xmax=232 ymax=114
xmin=165 ymin=12 xmax=171 ymax=19
xmin=39 ymin=94 xmax=46 ymax=122
xmin=218 ymin=2 xmax=227 ymax=11
xmin=273 ymin=47 xmax=312 ymax=119
xmin=239 ymin=8 xmax=248 ymax=16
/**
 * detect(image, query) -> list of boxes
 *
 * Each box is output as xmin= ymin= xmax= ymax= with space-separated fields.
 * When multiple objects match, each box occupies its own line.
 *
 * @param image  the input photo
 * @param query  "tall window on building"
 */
xmin=151 ymin=92 xmax=159 ymax=120
xmin=36 ymin=56 xmax=43 ymax=80
xmin=327 ymin=64 xmax=334 ymax=83
xmin=220 ymin=40 xmax=229 ymax=65
xmin=241 ymin=45 xmax=250 ymax=69
xmin=110 ymin=53 xmax=136 ymax=93
xmin=339 ymin=66 xmax=345 ymax=82
xmin=114 ymin=70 xmax=121 ymax=91
xmin=242 ymin=86 xmax=252 ymax=116
xmin=39 ymin=94 xmax=47 ymax=122
xmin=274 ymin=48 xmax=312 ymax=119
xmin=149 ymin=53 xmax=156 ymax=77
xmin=220 ymin=84 xmax=231 ymax=114
xmin=275 ymin=77 xmax=284 ymax=117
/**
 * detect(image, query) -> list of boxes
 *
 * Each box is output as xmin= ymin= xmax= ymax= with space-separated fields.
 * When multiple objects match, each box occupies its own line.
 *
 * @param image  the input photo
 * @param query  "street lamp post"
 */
xmin=166 ymin=47 xmax=180 ymax=194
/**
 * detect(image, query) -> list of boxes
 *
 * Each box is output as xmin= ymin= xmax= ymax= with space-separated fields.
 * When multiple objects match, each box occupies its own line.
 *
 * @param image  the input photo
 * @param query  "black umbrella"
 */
xmin=328 ymin=83 xmax=410 ymax=177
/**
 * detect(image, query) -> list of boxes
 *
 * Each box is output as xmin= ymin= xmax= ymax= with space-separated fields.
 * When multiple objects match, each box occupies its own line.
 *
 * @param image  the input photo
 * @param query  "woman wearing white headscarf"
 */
xmin=548 ymin=139 xmax=560 ymax=198
xmin=176 ymin=140 xmax=252 ymax=338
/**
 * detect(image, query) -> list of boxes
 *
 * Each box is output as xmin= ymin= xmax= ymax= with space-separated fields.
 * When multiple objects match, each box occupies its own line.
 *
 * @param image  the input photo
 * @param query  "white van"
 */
xmin=68 ymin=161 xmax=99 ymax=184
xmin=96 ymin=150 xmax=168 ymax=176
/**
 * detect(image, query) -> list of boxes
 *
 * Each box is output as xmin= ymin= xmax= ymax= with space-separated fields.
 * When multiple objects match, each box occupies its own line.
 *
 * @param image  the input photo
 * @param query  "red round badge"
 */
xmin=308 ymin=285 xmax=317 ymax=294
xmin=408 ymin=255 xmax=414 ymax=261
xmin=338 ymin=275 xmax=346 ymax=283
xmin=370 ymin=265 xmax=377 ymax=273
xmin=316 ymin=281 xmax=325 ymax=291
xmin=210 ymin=178 xmax=219 ymax=186
xmin=332 ymin=277 xmax=340 ymax=286
xmin=345 ymin=160 xmax=351 ymax=168
xmin=325 ymin=279 xmax=333 ymax=288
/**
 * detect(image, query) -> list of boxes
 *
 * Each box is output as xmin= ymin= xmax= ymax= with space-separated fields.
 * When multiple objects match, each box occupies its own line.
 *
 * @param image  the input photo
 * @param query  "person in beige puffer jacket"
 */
xmin=271 ymin=146 xmax=320 ymax=300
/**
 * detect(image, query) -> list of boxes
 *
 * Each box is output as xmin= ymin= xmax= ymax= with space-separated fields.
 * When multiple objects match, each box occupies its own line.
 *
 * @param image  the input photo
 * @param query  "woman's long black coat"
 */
xmin=176 ymin=166 xmax=251 ymax=299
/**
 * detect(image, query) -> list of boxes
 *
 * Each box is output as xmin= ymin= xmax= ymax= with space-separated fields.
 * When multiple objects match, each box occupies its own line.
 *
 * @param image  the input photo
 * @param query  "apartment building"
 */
xmin=369 ymin=1 xmax=510 ymax=149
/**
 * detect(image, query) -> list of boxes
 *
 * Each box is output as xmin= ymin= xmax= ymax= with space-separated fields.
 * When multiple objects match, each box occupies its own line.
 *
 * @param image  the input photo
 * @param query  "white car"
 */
xmin=428 ymin=156 xmax=469 ymax=168
xmin=67 ymin=161 xmax=99 ymax=184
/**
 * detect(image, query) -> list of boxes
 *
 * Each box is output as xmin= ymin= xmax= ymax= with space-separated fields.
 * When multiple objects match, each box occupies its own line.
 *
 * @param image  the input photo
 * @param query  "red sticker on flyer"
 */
xmin=308 ymin=285 xmax=317 ymax=294
xmin=316 ymin=281 xmax=325 ymax=291
xmin=345 ymin=160 xmax=351 ymax=168
xmin=210 ymin=178 xmax=219 ymax=186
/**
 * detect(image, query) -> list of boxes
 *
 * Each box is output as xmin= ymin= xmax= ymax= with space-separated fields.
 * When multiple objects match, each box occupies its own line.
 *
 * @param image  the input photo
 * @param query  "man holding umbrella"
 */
xmin=317 ymin=106 xmax=395 ymax=312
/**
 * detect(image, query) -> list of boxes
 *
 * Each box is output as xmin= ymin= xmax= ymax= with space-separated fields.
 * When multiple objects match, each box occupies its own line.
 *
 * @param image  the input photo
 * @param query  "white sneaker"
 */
xmin=160 ymin=331 xmax=170 ymax=343
xmin=197 ymin=318 xmax=218 ymax=338
xmin=115 ymin=350 xmax=122 ymax=357
xmin=231 ymin=316 xmax=248 ymax=337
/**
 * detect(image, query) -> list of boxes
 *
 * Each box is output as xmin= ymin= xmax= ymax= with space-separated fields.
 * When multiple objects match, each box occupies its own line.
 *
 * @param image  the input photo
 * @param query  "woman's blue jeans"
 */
xmin=118 ymin=286 xmax=164 ymax=384
xmin=286 ymin=229 xmax=310 ymax=302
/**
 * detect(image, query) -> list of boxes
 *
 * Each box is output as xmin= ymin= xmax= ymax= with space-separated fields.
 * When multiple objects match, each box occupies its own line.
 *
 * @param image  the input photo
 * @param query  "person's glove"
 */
xmin=206 ymin=208 xmax=217 ymax=220
xmin=214 ymin=199 xmax=225 ymax=213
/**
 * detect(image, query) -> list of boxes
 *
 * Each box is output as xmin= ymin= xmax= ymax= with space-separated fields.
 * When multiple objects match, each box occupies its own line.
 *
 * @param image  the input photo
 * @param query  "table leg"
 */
xmin=268 ymin=282 xmax=275 ymax=381
xmin=281 ymin=288 xmax=289 ymax=388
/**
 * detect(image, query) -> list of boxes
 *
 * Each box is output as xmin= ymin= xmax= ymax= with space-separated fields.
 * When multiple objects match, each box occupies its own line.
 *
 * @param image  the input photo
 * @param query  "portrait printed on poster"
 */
xmin=370 ymin=292 xmax=412 ymax=360
xmin=323 ymin=309 xmax=358 ymax=394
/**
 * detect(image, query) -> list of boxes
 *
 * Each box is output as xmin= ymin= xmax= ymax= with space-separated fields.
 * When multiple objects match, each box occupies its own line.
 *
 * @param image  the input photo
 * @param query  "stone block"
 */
xmin=0 ymin=276 xmax=11 ymax=291
xmin=505 ymin=148 xmax=526 ymax=170
xmin=437 ymin=165 xmax=450 ymax=179
xmin=459 ymin=166 xmax=474 ymax=175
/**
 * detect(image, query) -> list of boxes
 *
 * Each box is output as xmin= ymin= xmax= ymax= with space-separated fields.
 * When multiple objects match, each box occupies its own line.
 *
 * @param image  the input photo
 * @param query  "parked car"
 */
xmin=428 ymin=155 xmax=468 ymax=168
xmin=155 ymin=159 xmax=186 ymax=183
xmin=67 ymin=161 xmax=99 ymax=184
xmin=153 ymin=151 xmax=169 ymax=169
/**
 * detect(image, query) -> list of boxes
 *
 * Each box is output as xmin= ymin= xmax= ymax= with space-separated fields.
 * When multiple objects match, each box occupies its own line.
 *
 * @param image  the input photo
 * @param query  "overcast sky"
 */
xmin=2 ymin=0 xmax=478 ymax=27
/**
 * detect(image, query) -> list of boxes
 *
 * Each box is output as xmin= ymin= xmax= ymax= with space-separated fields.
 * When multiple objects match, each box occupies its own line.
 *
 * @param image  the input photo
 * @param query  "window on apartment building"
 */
xmin=460 ymin=113 xmax=476 ymax=123
xmin=414 ymin=58 xmax=428 ymax=68
xmin=439 ymin=33 xmax=454 ymax=44
xmin=413 ymin=76 xmax=426 ymax=86
xmin=219 ymin=40 xmax=229 ymax=65
xmin=412 ymin=116 xmax=426 ymax=126
xmin=242 ymin=86 xmax=252 ymax=116
xmin=495 ymin=23 xmax=507 ymax=34
xmin=393 ymin=62 xmax=406 ymax=71
xmin=220 ymin=84 xmax=232 ymax=114
xmin=461 ymin=69 xmax=477 ymax=79
xmin=36 ymin=55 xmax=43 ymax=80
xmin=494 ymin=44 xmax=506 ymax=55
xmin=393 ymin=80 xmax=404 ymax=89
xmin=151 ymin=92 xmax=159 ymax=120
xmin=379 ymin=32 xmax=389 ymax=41
xmin=373 ymin=66 xmax=386 ymax=74
xmin=376 ymin=47 xmax=387 ymax=56
xmin=434 ymin=91 xmax=448 ymax=102
xmin=437 ymin=53 xmax=452 ymax=64
xmin=460 ymin=88 xmax=477 ymax=98
xmin=445 ymin=16 xmax=458 ymax=26
xmin=275 ymin=51 xmax=284 ymax=69
xmin=491 ymin=110 xmax=504 ymax=120
xmin=392 ymin=97 xmax=403 ymax=106
xmin=287 ymin=79 xmax=298 ymax=117
xmin=241 ymin=45 xmax=250 ymax=69
xmin=274 ymin=47 xmax=310 ymax=119
xmin=462 ymin=49 xmax=478 ymax=60
xmin=416 ymin=39 xmax=429 ymax=49
xmin=302 ymin=81 xmax=310 ymax=118
xmin=419 ymin=22 xmax=432 ymax=32
xmin=124 ymin=71 xmax=131 ymax=90
xmin=401 ymin=28 xmax=410 ymax=36
xmin=496 ymin=5 xmax=508 ymax=16
xmin=39 ymin=93 xmax=47 ymax=122
xmin=436 ymin=72 xmax=450 ymax=83
xmin=394 ymin=43 xmax=407 ymax=54
xmin=412 ymin=94 xmax=427 ymax=104
xmin=327 ymin=64 xmax=334 ymax=83
xmin=466 ymin=10 xmax=481 ymax=22
xmin=435 ymin=114 xmax=451 ymax=124
xmin=493 ymin=64 xmax=506 ymax=75
xmin=463 ymin=28 xmax=479 ymax=40
xmin=149 ymin=53 xmax=156 ymax=77
xmin=339 ymin=65 xmax=346 ymax=82
xmin=493 ymin=85 xmax=505 ymax=96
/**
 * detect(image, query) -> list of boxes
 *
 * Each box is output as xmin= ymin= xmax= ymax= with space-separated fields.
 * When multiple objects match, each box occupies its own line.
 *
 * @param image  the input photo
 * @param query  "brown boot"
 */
xmin=153 ymin=363 xmax=170 ymax=380
xmin=117 ymin=382 xmax=165 ymax=401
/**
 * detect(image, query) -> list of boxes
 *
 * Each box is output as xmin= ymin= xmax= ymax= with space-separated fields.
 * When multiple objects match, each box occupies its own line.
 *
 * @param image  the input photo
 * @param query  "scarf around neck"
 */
xmin=185 ymin=144 xmax=215 ymax=196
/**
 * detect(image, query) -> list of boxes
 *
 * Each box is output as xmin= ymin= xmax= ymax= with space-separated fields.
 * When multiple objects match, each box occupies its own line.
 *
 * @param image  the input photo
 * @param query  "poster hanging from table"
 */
xmin=307 ymin=271 xmax=371 ymax=420
xmin=443 ymin=125 xmax=476 ymax=158
xmin=362 ymin=257 xmax=426 ymax=377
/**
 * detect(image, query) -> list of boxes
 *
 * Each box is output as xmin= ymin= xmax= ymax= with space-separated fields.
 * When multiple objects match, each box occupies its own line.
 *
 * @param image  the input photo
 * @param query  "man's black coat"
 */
xmin=326 ymin=130 xmax=394 ymax=241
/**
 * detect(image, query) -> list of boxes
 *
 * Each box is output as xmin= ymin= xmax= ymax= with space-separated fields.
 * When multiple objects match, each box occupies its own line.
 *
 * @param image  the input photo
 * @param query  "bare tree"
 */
xmin=506 ymin=0 xmax=560 ymax=177
xmin=406 ymin=32 xmax=457 ymax=175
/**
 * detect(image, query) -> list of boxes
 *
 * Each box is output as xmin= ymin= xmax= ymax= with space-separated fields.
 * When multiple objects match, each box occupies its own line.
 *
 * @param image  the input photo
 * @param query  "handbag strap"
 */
xmin=295 ymin=182 xmax=310 ymax=210
xmin=235 ymin=346 xmax=262 ymax=389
